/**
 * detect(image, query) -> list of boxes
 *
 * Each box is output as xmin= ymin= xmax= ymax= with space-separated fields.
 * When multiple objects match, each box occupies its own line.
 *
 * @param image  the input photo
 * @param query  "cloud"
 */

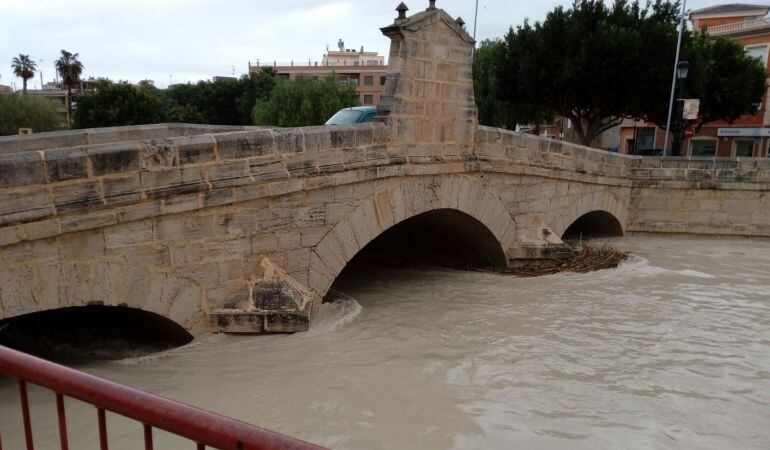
xmin=0 ymin=0 xmax=735 ymax=89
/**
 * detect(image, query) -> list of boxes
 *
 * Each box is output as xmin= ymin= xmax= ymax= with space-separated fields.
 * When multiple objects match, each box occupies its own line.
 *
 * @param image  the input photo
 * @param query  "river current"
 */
xmin=1 ymin=236 xmax=769 ymax=449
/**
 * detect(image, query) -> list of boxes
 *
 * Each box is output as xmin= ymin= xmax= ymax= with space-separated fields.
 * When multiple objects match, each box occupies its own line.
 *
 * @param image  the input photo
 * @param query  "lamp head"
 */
xmin=677 ymin=60 xmax=689 ymax=80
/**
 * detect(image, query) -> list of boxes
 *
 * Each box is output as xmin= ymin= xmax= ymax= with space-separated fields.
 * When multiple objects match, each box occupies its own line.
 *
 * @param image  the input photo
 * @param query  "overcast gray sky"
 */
xmin=1 ymin=0 xmax=746 ymax=89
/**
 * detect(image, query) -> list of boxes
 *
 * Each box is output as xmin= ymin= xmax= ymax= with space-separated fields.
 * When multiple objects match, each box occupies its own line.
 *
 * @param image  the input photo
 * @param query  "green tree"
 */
xmin=640 ymin=32 xmax=767 ymax=130
xmin=0 ymin=95 xmax=60 ymax=135
xmin=167 ymin=69 xmax=277 ymax=125
xmin=252 ymin=75 xmax=359 ymax=127
xmin=235 ymin=69 xmax=277 ymax=124
xmin=11 ymin=54 xmax=37 ymax=95
xmin=473 ymin=39 xmax=549 ymax=129
xmin=74 ymin=80 xmax=169 ymax=128
xmin=54 ymin=49 xmax=84 ymax=125
xmin=495 ymin=0 xmax=766 ymax=146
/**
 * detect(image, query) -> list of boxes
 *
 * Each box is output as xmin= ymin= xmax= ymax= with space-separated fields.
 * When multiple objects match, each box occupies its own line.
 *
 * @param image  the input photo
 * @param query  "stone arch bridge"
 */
xmin=1 ymin=4 xmax=768 ymax=334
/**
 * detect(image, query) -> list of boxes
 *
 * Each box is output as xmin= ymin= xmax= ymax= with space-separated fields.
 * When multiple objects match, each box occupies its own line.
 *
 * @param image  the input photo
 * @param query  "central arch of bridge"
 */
xmin=308 ymin=176 xmax=518 ymax=301
xmin=356 ymin=208 xmax=507 ymax=268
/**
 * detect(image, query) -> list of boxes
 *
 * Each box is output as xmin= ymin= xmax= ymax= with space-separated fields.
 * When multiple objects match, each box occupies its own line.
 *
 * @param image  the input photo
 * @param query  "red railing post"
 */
xmin=143 ymin=424 xmax=153 ymax=450
xmin=97 ymin=408 xmax=109 ymax=450
xmin=55 ymin=393 xmax=69 ymax=450
xmin=18 ymin=380 xmax=34 ymax=450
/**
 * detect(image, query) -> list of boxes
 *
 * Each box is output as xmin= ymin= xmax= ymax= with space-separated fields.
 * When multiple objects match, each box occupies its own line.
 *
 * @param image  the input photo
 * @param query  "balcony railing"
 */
xmin=0 ymin=344 xmax=327 ymax=450
xmin=251 ymin=60 xmax=385 ymax=68
xmin=707 ymin=18 xmax=769 ymax=35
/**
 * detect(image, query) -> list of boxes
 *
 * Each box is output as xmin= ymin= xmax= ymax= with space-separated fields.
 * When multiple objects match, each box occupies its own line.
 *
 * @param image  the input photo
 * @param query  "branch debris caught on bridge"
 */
xmin=481 ymin=242 xmax=629 ymax=277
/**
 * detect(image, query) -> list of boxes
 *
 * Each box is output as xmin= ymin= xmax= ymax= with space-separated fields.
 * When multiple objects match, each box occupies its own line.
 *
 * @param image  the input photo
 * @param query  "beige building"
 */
xmin=250 ymin=40 xmax=388 ymax=106
xmin=322 ymin=39 xmax=386 ymax=67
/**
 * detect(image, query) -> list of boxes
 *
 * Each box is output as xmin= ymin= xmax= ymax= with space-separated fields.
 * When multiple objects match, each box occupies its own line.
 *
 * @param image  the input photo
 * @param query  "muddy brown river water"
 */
xmin=1 ymin=236 xmax=769 ymax=449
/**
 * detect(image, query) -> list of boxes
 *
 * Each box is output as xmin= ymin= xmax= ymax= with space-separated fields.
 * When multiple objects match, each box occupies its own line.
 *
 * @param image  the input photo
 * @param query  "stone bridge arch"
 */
xmin=548 ymin=189 xmax=627 ymax=239
xmin=307 ymin=175 xmax=517 ymax=301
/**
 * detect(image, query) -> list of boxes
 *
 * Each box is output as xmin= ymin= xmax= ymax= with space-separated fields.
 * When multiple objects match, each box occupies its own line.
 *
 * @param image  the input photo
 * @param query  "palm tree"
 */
xmin=55 ymin=49 xmax=83 ymax=124
xmin=11 ymin=54 xmax=37 ymax=95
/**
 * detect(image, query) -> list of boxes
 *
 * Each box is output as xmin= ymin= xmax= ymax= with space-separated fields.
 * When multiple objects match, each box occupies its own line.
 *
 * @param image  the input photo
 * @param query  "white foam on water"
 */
xmin=602 ymin=255 xmax=716 ymax=280
xmin=306 ymin=289 xmax=363 ymax=336
xmin=115 ymin=333 xmax=227 ymax=365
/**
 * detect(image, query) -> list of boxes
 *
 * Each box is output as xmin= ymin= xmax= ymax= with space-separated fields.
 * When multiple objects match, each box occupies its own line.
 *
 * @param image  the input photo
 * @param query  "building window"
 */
xmin=632 ymin=127 xmax=656 ymax=155
xmin=350 ymin=76 xmax=359 ymax=86
xmin=746 ymin=44 xmax=768 ymax=67
xmin=353 ymin=61 xmax=360 ymax=66
xmin=380 ymin=76 xmax=387 ymax=85
xmin=367 ymin=60 xmax=378 ymax=66
xmin=734 ymin=139 xmax=755 ymax=157
xmin=690 ymin=139 xmax=717 ymax=157
xmin=364 ymin=76 xmax=373 ymax=86
xmin=364 ymin=95 xmax=374 ymax=105
xmin=340 ymin=77 xmax=349 ymax=87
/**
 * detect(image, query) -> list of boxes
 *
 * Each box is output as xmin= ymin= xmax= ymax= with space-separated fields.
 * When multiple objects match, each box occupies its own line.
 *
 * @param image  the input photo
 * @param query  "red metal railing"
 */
xmin=0 ymin=345 xmax=328 ymax=450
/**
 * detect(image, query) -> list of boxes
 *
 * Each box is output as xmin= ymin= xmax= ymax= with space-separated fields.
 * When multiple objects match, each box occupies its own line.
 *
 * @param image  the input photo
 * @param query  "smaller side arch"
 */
xmin=547 ymin=189 xmax=628 ymax=239
xmin=562 ymin=210 xmax=624 ymax=239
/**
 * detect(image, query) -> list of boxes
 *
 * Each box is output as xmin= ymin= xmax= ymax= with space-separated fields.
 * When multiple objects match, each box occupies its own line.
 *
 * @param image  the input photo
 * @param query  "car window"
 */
xmin=325 ymin=110 xmax=364 ymax=125
xmin=362 ymin=111 xmax=378 ymax=122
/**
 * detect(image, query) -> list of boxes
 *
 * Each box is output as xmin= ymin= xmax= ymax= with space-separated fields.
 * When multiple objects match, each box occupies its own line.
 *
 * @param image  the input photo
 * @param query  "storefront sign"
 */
xmin=682 ymin=99 xmax=700 ymax=120
xmin=717 ymin=128 xmax=770 ymax=137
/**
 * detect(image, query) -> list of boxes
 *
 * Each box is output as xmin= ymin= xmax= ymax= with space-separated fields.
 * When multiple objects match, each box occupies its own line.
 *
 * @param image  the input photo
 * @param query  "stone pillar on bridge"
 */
xmin=378 ymin=2 xmax=478 ymax=161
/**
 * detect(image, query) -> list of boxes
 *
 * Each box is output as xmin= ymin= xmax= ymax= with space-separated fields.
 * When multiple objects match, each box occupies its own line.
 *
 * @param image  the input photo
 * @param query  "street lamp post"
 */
xmin=672 ymin=60 xmax=690 ymax=156
xmin=662 ymin=0 xmax=688 ymax=156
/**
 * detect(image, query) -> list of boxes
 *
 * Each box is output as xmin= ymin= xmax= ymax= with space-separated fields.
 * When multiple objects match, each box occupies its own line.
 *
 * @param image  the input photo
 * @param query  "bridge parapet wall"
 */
xmin=0 ymin=123 xmax=390 ymax=247
xmin=0 ymin=123 xmax=257 ymax=155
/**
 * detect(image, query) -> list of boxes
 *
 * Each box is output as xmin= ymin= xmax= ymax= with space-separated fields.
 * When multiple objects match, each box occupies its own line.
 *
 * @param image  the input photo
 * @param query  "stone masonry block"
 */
xmin=250 ymin=158 xmax=288 ymax=182
xmin=330 ymin=126 xmax=356 ymax=149
xmin=139 ymin=139 xmax=179 ymax=171
xmin=176 ymin=135 xmax=216 ymax=165
xmin=206 ymin=160 xmax=252 ymax=188
xmin=274 ymin=129 xmax=305 ymax=154
xmin=104 ymin=221 xmax=154 ymax=248
xmin=87 ymin=142 xmax=140 ymax=175
xmin=44 ymin=147 xmax=88 ymax=182
xmin=215 ymin=130 xmax=275 ymax=159
xmin=0 ymin=152 xmax=46 ymax=187
xmin=302 ymin=127 xmax=332 ymax=153
xmin=0 ymin=188 xmax=53 ymax=226
xmin=53 ymin=181 xmax=103 ymax=213
xmin=141 ymin=167 xmax=208 ymax=199
xmin=101 ymin=174 xmax=142 ymax=205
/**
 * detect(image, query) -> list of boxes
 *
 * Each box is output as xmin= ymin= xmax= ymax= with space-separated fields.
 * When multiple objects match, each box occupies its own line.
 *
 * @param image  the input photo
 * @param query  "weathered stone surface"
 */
xmin=87 ymin=142 xmax=140 ymax=175
xmin=45 ymin=147 xmax=88 ymax=182
xmin=0 ymin=152 xmax=46 ymax=187
xmin=53 ymin=182 xmax=103 ymax=213
xmin=141 ymin=167 xmax=207 ymax=199
xmin=215 ymin=130 xmax=275 ymax=159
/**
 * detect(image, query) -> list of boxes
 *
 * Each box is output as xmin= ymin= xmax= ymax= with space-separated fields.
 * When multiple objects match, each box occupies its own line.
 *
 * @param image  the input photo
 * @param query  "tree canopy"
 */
xmin=0 ymin=95 xmax=60 ymax=135
xmin=74 ymin=80 xmax=169 ymax=128
xmin=55 ymin=49 xmax=84 ymax=124
xmin=252 ymin=75 xmax=360 ymax=127
xmin=11 ymin=54 xmax=37 ymax=95
xmin=481 ymin=0 xmax=767 ymax=146
xmin=166 ymin=70 xmax=276 ymax=125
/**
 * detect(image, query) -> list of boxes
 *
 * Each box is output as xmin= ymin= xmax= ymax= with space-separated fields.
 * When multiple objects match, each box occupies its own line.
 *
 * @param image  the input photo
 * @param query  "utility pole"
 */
xmin=663 ymin=0 xmax=687 ymax=156
xmin=472 ymin=0 xmax=480 ymax=57
xmin=39 ymin=59 xmax=44 ymax=90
